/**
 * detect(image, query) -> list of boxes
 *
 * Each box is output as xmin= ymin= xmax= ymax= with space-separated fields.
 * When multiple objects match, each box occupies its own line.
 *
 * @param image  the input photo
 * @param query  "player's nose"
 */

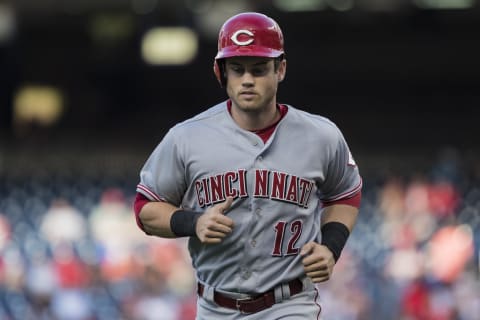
xmin=241 ymin=72 xmax=255 ymax=85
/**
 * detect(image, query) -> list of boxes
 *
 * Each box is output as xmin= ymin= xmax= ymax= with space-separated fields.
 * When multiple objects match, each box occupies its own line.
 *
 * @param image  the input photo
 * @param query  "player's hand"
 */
xmin=300 ymin=242 xmax=335 ymax=283
xmin=195 ymin=197 xmax=234 ymax=244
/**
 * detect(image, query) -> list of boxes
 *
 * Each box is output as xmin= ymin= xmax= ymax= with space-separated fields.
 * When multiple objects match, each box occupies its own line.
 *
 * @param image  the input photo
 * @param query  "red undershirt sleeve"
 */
xmin=133 ymin=192 xmax=150 ymax=232
xmin=322 ymin=190 xmax=362 ymax=208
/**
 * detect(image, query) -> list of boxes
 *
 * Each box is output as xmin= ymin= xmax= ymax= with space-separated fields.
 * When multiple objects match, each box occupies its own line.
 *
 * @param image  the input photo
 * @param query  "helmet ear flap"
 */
xmin=213 ymin=60 xmax=226 ymax=87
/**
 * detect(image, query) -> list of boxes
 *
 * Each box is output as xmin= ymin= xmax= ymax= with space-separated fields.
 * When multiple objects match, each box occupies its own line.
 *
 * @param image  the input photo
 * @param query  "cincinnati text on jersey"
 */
xmin=194 ymin=169 xmax=315 ymax=208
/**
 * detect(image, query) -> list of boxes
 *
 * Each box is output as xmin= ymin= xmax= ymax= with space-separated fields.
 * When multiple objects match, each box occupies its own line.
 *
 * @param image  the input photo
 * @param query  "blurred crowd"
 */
xmin=318 ymin=149 xmax=480 ymax=320
xmin=0 ymin=149 xmax=479 ymax=320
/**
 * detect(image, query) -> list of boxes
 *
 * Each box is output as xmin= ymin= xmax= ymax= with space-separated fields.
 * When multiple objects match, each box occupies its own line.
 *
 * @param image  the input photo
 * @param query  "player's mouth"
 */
xmin=239 ymin=91 xmax=257 ymax=98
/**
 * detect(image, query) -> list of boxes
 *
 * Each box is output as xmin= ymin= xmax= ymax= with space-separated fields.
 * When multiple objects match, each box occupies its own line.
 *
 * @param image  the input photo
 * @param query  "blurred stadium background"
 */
xmin=0 ymin=0 xmax=479 ymax=319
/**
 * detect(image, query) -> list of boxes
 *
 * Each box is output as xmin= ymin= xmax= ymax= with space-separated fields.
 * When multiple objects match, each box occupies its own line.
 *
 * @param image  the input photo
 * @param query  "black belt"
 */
xmin=197 ymin=278 xmax=303 ymax=314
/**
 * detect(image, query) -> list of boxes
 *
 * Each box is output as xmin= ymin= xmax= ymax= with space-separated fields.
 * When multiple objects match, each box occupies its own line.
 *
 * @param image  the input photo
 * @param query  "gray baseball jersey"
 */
xmin=136 ymin=100 xmax=362 ymax=295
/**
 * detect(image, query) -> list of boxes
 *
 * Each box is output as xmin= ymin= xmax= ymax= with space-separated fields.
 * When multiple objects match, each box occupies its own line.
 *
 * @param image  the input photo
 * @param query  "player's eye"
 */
xmin=251 ymin=66 xmax=268 ymax=76
xmin=229 ymin=65 xmax=244 ymax=74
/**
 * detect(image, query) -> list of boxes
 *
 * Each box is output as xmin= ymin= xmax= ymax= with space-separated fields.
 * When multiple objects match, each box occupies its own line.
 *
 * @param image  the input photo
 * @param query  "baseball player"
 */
xmin=134 ymin=12 xmax=362 ymax=319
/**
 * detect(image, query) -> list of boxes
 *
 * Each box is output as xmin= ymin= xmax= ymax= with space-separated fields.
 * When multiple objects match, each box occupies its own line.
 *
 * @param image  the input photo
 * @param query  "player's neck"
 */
xmin=229 ymin=100 xmax=280 ymax=131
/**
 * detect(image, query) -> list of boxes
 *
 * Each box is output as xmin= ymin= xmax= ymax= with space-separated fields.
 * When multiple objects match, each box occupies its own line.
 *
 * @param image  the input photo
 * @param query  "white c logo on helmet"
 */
xmin=230 ymin=30 xmax=254 ymax=46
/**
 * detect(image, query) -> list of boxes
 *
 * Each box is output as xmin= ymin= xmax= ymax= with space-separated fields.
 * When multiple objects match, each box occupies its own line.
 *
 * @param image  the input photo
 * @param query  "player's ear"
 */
xmin=277 ymin=59 xmax=286 ymax=82
xmin=214 ymin=59 xmax=227 ymax=87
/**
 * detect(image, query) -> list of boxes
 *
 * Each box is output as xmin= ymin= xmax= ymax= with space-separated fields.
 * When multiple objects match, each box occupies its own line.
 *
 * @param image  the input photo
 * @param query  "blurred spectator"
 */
xmin=50 ymin=288 xmax=94 ymax=320
xmin=39 ymin=198 xmax=88 ymax=246
xmin=428 ymin=180 xmax=460 ymax=219
xmin=51 ymin=241 xmax=90 ymax=289
xmin=426 ymin=224 xmax=474 ymax=284
xmin=148 ymin=238 xmax=195 ymax=296
xmin=378 ymin=177 xmax=405 ymax=220
xmin=125 ymin=237 xmax=197 ymax=318
xmin=317 ymin=251 xmax=372 ymax=320
xmin=130 ymin=265 xmax=181 ymax=320
xmin=401 ymin=278 xmax=432 ymax=320
xmin=453 ymin=271 xmax=480 ymax=320
xmin=404 ymin=175 xmax=432 ymax=216
xmin=24 ymin=244 xmax=57 ymax=319
xmin=88 ymin=188 xmax=146 ymax=282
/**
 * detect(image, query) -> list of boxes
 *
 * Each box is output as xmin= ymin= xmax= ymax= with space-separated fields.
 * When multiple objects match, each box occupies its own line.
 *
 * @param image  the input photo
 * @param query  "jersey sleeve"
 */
xmin=320 ymin=127 xmax=362 ymax=204
xmin=136 ymin=128 xmax=187 ymax=206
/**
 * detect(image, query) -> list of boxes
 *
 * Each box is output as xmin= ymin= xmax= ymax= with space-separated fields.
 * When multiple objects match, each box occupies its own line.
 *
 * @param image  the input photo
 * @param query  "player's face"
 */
xmin=225 ymin=56 xmax=286 ymax=113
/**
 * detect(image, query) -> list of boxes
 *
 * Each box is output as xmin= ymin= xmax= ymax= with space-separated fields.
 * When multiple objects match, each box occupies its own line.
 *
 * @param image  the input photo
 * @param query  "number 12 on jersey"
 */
xmin=272 ymin=220 xmax=303 ymax=256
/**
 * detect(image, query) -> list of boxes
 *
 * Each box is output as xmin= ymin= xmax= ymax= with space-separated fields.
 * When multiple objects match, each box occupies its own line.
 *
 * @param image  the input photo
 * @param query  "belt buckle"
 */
xmin=235 ymin=296 xmax=253 ymax=314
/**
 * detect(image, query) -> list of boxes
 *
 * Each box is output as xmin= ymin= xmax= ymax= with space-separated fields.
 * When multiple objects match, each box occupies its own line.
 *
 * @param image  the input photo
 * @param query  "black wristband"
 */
xmin=170 ymin=210 xmax=203 ymax=237
xmin=321 ymin=222 xmax=350 ymax=263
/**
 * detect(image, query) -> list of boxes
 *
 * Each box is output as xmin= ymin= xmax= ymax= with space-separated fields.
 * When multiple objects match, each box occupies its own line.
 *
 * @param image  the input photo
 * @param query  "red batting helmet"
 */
xmin=213 ymin=12 xmax=285 ymax=86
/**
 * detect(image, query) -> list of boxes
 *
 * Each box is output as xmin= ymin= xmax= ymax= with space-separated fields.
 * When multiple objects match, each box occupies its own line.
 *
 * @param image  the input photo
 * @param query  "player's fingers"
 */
xmin=305 ymin=268 xmax=329 ymax=278
xmin=218 ymin=196 xmax=234 ymax=213
xmin=300 ymin=242 xmax=316 ymax=257
xmin=303 ymin=262 xmax=328 ymax=273
xmin=210 ymin=223 xmax=232 ymax=234
xmin=302 ymin=254 xmax=326 ymax=267
xmin=204 ymin=229 xmax=230 ymax=238
xmin=215 ymin=215 xmax=235 ymax=228
xmin=199 ymin=231 xmax=228 ymax=243
xmin=201 ymin=215 xmax=231 ymax=228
